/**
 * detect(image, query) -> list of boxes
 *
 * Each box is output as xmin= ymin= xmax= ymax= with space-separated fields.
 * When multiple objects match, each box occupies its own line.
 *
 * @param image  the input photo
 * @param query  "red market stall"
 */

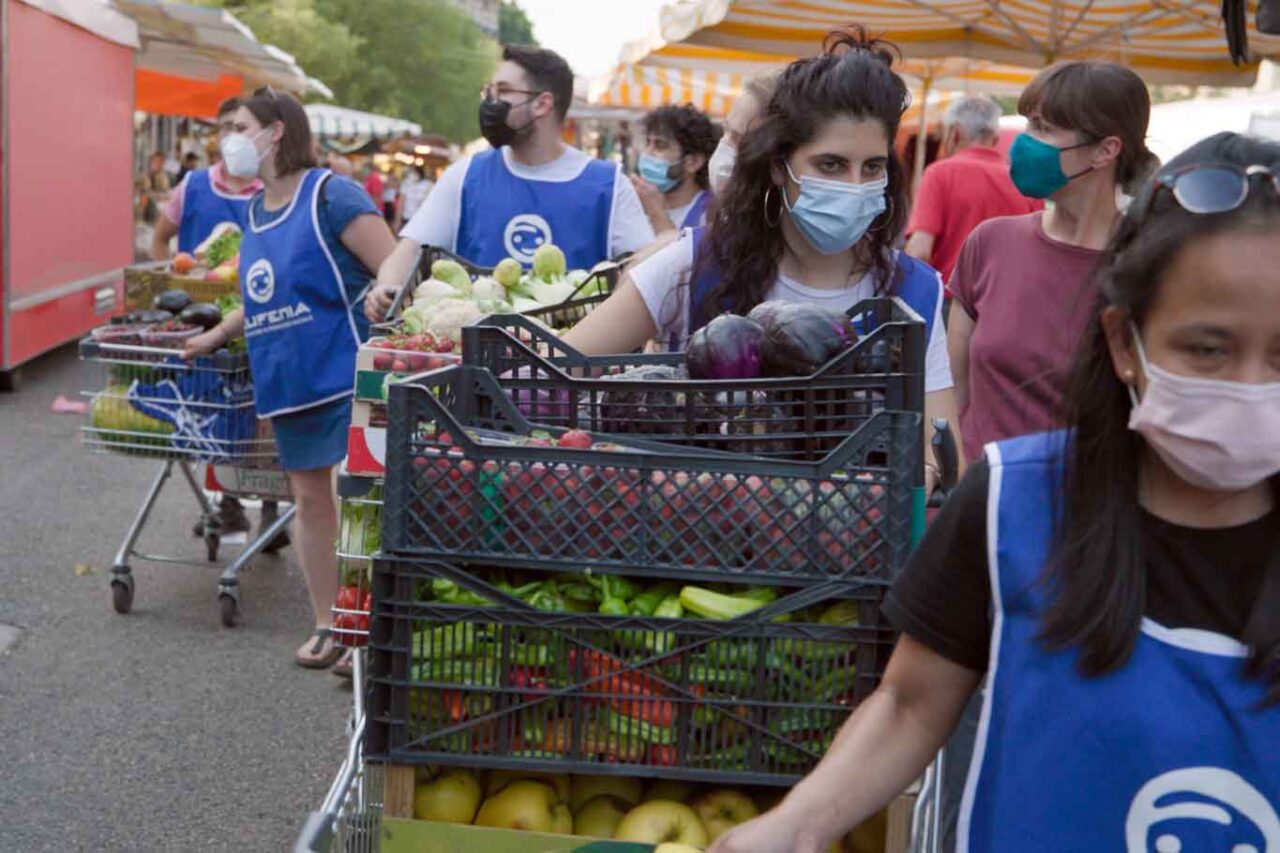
xmin=1 ymin=0 xmax=138 ymax=388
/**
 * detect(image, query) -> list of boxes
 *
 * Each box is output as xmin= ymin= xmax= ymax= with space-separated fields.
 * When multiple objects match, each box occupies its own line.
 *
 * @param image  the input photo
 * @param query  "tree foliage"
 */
xmin=200 ymin=0 xmax=498 ymax=142
xmin=499 ymin=1 xmax=537 ymax=46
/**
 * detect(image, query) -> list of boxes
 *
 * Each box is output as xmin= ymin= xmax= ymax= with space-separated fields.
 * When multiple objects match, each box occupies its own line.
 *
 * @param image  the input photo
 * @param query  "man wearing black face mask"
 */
xmin=368 ymin=45 xmax=654 ymax=318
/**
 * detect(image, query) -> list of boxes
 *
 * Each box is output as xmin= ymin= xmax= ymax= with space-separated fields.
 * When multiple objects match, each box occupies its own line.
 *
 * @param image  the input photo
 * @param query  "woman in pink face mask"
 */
xmin=711 ymin=131 xmax=1280 ymax=853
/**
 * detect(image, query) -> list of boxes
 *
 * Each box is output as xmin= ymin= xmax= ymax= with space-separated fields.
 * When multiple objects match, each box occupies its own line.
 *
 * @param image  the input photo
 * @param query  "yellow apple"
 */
xmin=691 ymin=789 xmax=759 ymax=841
xmin=654 ymin=845 xmax=705 ymax=853
xmin=573 ymin=795 xmax=631 ymax=838
xmin=474 ymin=780 xmax=557 ymax=832
xmin=569 ymin=774 xmax=644 ymax=813
xmin=613 ymin=800 xmax=709 ymax=846
xmin=643 ymin=779 xmax=695 ymax=804
xmin=412 ymin=767 xmax=480 ymax=824
xmin=485 ymin=769 xmax=570 ymax=803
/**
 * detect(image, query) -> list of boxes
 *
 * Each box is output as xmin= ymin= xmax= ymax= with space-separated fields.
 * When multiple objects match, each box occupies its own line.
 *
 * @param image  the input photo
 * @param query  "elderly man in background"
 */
xmin=905 ymin=95 xmax=1042 ymax=301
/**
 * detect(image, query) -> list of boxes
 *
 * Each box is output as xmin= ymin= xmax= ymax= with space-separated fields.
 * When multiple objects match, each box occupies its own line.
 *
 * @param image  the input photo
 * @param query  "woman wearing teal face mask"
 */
xmin=948 ymin=60 xmax=1159 ymax=466
xmin=567 ymin=27 xmax=958 ymax=487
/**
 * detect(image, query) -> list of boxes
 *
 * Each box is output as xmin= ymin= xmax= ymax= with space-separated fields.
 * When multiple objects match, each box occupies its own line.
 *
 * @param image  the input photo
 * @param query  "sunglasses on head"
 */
xmin=1143 ymin=163 xmax=1280 ymax=217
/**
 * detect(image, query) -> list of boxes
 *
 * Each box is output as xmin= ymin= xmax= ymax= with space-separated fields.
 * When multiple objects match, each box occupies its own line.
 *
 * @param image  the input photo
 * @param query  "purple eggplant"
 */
xmin=759 ymin=303 xmax=857 ymax=376
xmin=686 ymin=314 xmax=765 ymax=380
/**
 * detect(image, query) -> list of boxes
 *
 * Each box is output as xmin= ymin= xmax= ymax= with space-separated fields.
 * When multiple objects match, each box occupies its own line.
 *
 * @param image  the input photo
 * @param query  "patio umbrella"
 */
xmin=650 ymin=0 xmax=1280 ymax=87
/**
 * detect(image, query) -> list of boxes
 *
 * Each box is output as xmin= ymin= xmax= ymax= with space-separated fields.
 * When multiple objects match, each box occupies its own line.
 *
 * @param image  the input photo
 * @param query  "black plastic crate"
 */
xmin=462 ymin=296 xmax=926 ymax=461
xmin=384 ymin=245 xmax=621 ymax=331
xmin=382 ymin=365 xmax=922 ymax=585
xmin=365 ymin=560 xmax=895 ymax=785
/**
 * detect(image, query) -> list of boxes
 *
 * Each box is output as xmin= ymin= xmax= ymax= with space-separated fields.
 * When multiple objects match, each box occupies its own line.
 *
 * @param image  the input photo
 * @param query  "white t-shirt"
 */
xmin=400 ymin=178 xmax=433 ymax=221
xmin=629 ymin=231 xmax=955 ymax=394
xmin=400 ymin=145 xmax=655 ymax=258
xmin=665 ymin=195 xmax=705 ymax=230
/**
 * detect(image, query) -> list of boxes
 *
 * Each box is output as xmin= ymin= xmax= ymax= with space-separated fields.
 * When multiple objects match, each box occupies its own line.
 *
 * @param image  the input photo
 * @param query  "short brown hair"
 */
xmin=1018 ymin=61 xmax=1157 ymax=192
xmin=502 ymin=44 xmax=573 ymax=122
xmin=216 ymin=96 xmax=242 ymax=118
xmin=242 ymin=87 xmax=317 ymax=176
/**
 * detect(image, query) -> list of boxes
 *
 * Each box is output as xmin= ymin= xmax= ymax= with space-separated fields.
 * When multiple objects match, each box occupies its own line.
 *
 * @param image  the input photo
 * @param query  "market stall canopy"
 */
xmin=305 ymin=104 xmax=423 ymax=140
xmin=646 ymin=0 xmax=1280 ymax=86
xmin=112 ymin=0 xmax=329 ymax=97
xmin=626 ymin=41 xmax=1034 ymax=95
xmin=591 ymin=62 xmax=745 ymax=116
xmin=1147 ymin=89 xmax=1280 ymax=162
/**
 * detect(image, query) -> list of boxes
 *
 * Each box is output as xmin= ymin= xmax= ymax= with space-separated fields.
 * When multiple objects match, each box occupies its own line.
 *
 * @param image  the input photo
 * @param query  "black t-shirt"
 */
xmin=883 ymin=459 xmax=1277 ymax=673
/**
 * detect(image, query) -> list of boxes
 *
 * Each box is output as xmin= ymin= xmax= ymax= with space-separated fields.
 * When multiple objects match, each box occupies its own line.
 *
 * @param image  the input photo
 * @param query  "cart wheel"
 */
xmin=205 ymin=531 xmax=221 ymax=562
xmin=219 ymin=593 xmax=239 ymax=627
xmin=111 ymin=573 xmax=134 ymax=615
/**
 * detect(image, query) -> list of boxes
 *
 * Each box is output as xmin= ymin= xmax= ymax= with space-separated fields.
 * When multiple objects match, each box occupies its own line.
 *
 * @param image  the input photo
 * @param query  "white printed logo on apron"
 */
xmin=503 ymin=213 xmax=552 ymax=264
xmin=1126 ymin=767 xmax=1280 ymax=852
xmin=246 ymin=258 xmax=275 ymax=304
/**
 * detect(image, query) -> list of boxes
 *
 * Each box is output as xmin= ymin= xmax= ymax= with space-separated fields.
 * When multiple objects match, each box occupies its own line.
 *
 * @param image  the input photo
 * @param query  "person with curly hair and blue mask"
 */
xmin=633 ymin=104 xmax=723 ymax=236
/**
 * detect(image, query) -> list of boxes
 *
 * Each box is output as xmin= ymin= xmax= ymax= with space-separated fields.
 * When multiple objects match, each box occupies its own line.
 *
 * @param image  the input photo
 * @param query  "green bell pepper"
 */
xmin=599 ymin=596 xmax=630 ymax=616
xmin=631 ymin=581 xmax=679 ymax=616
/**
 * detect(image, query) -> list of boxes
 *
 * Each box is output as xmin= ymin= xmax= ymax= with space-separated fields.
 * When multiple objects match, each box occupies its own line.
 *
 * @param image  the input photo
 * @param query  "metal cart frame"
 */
xmin=80 ymin=337 xmax=295 ymax=626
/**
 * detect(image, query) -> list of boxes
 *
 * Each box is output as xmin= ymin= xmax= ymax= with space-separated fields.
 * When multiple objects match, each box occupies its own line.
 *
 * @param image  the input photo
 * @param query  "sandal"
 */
xmin=295 ymin=628 xmax=342 ymax=669
xmin=332 ymin=648 xmax=355 ymax=680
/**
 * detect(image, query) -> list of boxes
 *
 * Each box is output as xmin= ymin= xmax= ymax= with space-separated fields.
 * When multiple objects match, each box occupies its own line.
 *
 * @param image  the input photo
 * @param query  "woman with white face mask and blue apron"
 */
xmin=710 ymin=131 xmax=1280 ymax=853
xmin=184 ymin=87 xmax=397 ymax=674
xmin=565 ymin=29 xmax=959 ymax=491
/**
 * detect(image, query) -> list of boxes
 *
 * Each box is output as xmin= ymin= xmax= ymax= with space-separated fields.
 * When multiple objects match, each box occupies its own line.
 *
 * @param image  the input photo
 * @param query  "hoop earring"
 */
xmin=763 ymin=186 xmax=782 ymax=228
xmin=868 ymin=197 xmax=895 ymax=234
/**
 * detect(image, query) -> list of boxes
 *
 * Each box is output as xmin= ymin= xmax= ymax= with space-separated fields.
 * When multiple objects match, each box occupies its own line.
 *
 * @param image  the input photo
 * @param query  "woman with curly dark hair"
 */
xmin=566 ymin=27 xmax=958 ymax=484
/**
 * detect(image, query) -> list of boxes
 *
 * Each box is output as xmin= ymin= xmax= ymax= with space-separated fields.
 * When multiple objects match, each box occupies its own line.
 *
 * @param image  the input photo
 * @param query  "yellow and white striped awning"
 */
xmin=650 ymin=0 xmax=1280 ymax=87
xmin=634 ymin=42 xmax=1035 ymax=95
xmin=593 ymin=63 xmax=747 ymax=117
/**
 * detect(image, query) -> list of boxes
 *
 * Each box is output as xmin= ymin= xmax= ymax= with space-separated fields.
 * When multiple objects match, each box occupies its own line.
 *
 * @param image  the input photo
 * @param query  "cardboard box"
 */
xmin=381 ymin=819 xmax=651 ymax=853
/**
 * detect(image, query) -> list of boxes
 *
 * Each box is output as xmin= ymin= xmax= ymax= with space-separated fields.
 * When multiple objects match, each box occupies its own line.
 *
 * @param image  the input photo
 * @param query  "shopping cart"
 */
xmin=79 ymin=334 xmax=295 ymax=626
xmin=296 ymin=651 xmax=383 ymax=853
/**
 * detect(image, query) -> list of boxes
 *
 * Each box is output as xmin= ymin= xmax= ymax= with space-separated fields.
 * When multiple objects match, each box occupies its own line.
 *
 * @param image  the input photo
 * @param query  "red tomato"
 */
xmin=361 ymin=591 xmax=373 ymax=612
xmin=335 ymin=586 xmax=361 ymax=611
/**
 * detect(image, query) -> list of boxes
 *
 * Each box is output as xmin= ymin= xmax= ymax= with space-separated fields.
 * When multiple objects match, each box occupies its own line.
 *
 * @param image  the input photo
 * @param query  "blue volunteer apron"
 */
xmin=680 ymin=190 xmax=712 ymax=230
xmin=239 ymin=169 xmax=359 ymax=419
xmin=455 ymin=148 xmax=614 ymax=269
xmin=177 ymin=168 xmax=252 ymax=253
xmin=685 ymin=227 xmax=940 ymax=345
xmin=959 ymin=430 xmax=1280 ymax=852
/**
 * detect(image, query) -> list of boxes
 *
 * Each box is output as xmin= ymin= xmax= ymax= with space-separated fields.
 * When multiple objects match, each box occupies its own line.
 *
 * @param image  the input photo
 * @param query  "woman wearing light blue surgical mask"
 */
xmin=632 ymin=104 xmax=721 ymax=236
xmin=711 ymin=130 xmax=1280 ymax=853
xmin=567 ymin=27 xmax=959 ymax=492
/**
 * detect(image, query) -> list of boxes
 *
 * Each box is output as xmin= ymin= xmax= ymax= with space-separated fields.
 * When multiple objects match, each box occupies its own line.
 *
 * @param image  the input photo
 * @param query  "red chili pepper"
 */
xmin=575 ymin=650 xmax=675 ymax=727
xmin=442 ymin=690 xmax=467 ymax=722
xmin=649 ymin=745 xmax=678 ymax=766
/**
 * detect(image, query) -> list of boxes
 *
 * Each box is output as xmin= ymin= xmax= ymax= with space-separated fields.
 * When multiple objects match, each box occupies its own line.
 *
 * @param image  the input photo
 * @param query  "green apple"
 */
xmin=569 ymin=774 xmax=643 ymax=813
xmin=691 ymin=789 xmax=759 ymax=841
xmin=474 ymin=780 xmax=557 ymax=832
xmin=412 ymin=767 xmax=481 ymax=824
xmin=613 ymin=800 xmax=709 ymax=847
xmin=573 ymin=795 xmax=631 ymax=838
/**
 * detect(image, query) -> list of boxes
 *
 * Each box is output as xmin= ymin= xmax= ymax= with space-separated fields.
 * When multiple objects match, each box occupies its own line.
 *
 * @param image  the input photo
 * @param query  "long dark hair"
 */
xmin=695 ymin=26 xmax=910 ymax=317
xmin=1045 ymin=132 xmax=1280 ymax=704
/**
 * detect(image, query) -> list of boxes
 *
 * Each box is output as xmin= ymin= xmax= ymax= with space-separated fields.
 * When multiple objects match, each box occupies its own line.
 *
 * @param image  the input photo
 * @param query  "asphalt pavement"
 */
xmin=0 ymin=344 xmax=350 ymax=851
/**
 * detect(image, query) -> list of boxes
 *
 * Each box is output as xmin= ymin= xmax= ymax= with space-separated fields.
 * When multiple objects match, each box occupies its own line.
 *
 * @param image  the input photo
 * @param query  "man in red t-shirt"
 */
xmin=363 ymin=166 xmax=385 ymax=205
xmin=905 ymin=96 xmax=1042 ymax=292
